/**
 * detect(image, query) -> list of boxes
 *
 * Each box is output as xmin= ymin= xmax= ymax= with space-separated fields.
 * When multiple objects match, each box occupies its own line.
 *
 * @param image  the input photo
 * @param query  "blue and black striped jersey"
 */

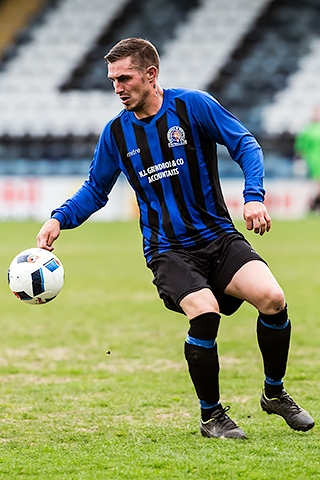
xmin=52 ymin=88 xmax=265 ymax=262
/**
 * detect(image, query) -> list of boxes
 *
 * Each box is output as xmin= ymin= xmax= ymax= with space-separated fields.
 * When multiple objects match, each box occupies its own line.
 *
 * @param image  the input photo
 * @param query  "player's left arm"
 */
xmin=191 ymin=92 xmax=270 ymax=235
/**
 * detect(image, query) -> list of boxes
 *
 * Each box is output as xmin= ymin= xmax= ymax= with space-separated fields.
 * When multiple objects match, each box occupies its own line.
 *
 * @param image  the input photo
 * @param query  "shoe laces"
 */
xmin=279 ymin=391 xmax=301 ymax=413
xmin=212 ymin=406 xmax=238 ymax=428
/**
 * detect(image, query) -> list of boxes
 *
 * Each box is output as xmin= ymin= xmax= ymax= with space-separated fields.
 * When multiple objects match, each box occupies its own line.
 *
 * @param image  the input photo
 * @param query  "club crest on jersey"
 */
xmin=167 ymin=126 xmax=187 ymax=148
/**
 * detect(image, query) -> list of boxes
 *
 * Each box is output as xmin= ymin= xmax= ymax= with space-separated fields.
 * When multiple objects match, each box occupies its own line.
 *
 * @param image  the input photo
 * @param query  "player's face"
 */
xmin=108 ymin=57 xmax=151 ymax=115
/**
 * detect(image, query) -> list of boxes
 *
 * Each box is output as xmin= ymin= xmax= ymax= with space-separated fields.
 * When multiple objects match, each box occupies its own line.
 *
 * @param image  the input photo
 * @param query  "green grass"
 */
xmin=0 ymin=218 xmax=320 ymax=479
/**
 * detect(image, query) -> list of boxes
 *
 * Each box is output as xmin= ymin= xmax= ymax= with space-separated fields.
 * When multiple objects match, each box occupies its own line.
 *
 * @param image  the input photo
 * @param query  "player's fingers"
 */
xmin=259 ymin=213 xmax=272 ymax=236
xmin=36 ymin=230 xmax=54 ymax=250
xmin=259 ymin=219 xmax=266 ymax=236
xmin=265 ymin=213 xmax=272 ymax=232
xmin=252 ymin=217 xmax=261 ymax=234
xmin=37 ymin=239 xmax=53 ymax=251
xmin=244 ymin=204 xmax=272 ymax=236
xmin=43 ymin=239 xmax=55 ymax=251
xmin=36 ymin=219 xmax=60 ymax=250
xmin=245 ymin=218 xmax=253 ymax=231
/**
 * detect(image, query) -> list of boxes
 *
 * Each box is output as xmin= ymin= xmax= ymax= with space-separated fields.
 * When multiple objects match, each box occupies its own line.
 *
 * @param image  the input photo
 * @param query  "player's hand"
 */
xmin=36 ymin=218 xmax=61 ymax=251
xmin=243 ymin=201 xmax=271 ymax=236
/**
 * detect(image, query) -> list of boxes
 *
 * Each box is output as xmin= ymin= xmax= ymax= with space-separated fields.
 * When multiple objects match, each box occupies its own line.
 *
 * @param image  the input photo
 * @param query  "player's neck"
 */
xmin=134 ymin=85 xmax=164 ymax=120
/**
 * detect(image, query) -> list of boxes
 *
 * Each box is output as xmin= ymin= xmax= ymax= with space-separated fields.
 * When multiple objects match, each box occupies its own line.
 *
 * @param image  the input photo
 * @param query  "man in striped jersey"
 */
xmin=37 ymin=38 xmax=314 ymax=439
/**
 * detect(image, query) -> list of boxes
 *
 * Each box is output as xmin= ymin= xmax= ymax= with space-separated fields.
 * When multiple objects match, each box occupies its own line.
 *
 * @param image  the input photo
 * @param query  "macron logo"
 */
xmin=127 ymin=148 xmax=141 ymax=157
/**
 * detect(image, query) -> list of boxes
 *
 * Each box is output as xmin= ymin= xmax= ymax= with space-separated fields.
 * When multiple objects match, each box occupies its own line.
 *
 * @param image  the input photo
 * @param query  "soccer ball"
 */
xmin=8 ymin=247 xmax=64 ymax=305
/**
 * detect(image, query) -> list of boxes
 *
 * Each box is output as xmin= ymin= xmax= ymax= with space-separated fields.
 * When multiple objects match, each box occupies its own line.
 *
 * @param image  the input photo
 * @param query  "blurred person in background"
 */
xmin=295 ymin=106 xmax=320 ymax=213
xmin=36 ymin=38 xmax=314 ymax=440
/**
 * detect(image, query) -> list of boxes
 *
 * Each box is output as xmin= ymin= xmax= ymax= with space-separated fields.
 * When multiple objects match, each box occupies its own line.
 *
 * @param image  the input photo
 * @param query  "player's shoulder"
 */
xmin=100 ymin=109 xmax=127 ymax=139
xmin=107 ymin=108 xmax=127 ymax=127
xmin=167 ymin=87 xmax=215 ymax=99
xmin=166 ymin=87 xmax=219 ymax=107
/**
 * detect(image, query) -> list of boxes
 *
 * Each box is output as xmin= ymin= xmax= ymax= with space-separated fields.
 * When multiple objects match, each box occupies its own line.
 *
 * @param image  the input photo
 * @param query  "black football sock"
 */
xmin=257 ymin=306 xmax=291 ymax=398
xmin=184 ymin=312 xmax=221 ymax=421
xmin=264 ymin=378 xmax=283 ymax=399
xmin=200 ymin=399 xmax=221 ymax=422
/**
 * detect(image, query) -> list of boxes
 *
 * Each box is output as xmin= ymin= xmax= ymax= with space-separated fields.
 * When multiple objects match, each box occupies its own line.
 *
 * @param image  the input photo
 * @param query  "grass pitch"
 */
xmin=0 ymin=218 xmax=320 ymax=479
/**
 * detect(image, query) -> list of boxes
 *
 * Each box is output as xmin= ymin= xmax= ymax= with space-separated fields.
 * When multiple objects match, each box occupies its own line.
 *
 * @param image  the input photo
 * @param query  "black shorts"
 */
xmin=147 ymin=233 xmax=266 ymax=316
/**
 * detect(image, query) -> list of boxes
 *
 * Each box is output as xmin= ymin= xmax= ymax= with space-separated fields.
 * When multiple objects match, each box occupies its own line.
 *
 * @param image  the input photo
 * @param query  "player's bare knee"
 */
xmin=260 ymin=286 xmax=286 ymax=315
xmin=180 ymin=289 xmax=220 ymax=319
xmin=183 ymin=301 xmax=220 ymax=319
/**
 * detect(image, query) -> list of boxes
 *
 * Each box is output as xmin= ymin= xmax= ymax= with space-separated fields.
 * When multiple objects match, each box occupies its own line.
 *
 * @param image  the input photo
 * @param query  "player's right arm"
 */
xmin=36 ymin=124 xmax=121 ymax=249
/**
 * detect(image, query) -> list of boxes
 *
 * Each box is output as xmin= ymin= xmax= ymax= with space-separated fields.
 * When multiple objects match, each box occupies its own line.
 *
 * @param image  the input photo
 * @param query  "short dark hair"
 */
xmin=104 ymin=38 xmax=160 ymax=72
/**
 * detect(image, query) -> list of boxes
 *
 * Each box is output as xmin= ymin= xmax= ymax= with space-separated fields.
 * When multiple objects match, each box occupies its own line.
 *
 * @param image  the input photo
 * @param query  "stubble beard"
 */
xmin=126 ymin=88 xmax=150 ymax=114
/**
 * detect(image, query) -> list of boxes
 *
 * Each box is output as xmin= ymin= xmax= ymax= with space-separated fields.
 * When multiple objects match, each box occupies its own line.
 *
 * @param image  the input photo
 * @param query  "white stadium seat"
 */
xmin=0 ymin=0 xmax=318 ymax=138
xmin=0 ymin=0 xmax=270 ymax=136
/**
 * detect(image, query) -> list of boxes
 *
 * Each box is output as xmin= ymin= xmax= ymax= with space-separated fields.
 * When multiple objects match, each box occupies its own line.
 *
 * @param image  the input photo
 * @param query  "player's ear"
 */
xmin=146 ymin=66 xmax=157 ymax=82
